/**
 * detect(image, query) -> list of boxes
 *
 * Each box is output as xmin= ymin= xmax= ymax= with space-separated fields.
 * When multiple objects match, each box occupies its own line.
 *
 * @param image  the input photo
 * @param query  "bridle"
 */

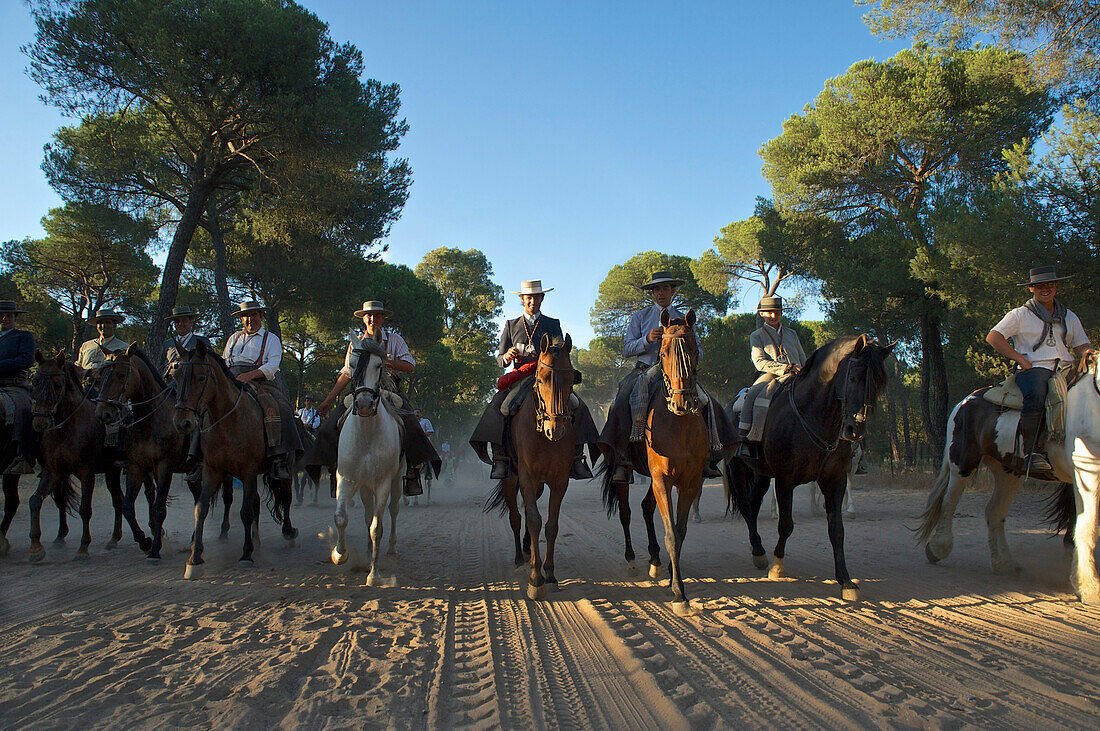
xmin=95 ymin=358 xmax=172 ymax=428
xmin=173 ymin=358 xmax=246 ymax=433
xmin=661 ymin=330 xmax=699 ymax=415
xmin=533 ymin=353 xmax=574 ymax=440
xmin=350 ymin=346 xmax=383 ymax=417
xmin=33 ymin=367 xmax=90 ymax=432
xmin=788 ymin=356 xmax=873 ymax=453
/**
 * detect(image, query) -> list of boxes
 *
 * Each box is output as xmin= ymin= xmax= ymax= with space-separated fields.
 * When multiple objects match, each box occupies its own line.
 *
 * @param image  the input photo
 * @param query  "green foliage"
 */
xmin=591 ymin=251 xmax=730 ymax=338
xmin=573 ymin=336 xmax=631 ymax=419
xmin=0 ymin=274 xmax=72 ymax=357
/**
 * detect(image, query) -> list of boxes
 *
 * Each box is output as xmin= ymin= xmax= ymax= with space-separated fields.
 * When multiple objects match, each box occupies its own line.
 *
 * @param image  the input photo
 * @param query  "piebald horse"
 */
xmin=486 ymin=334 xmax=577 ymax=600
xmin=918 ymin=353 xmax=1100 ymax=603
xmin=329 ymin=334 xmax=404 ymax=586
xmin=726 ymin=335 xmax=894 ymax=601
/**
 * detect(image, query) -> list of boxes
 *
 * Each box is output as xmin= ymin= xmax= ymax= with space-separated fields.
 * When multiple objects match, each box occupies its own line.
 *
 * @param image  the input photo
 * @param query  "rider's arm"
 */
xmin=0 ymin=331 xmax=34 ymax=374
xmin=386 ymin=331 xmax=415 ymax=373
xmin=319 ymin=342 xmax=355 ymax=413
xmin=622 ymin=309 xmax=650 ymax=358
xmin=750 ymin=331 xmax=789 ymax=377
xmin=496 ymin=322 xmax=515 ymax=368
xmin=986 ymin=328 xmax=1031 ymax=370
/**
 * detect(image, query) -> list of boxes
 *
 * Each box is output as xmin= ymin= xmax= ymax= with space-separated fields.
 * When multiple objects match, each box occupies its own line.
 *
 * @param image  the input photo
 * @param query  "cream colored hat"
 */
xmin=353 ymin=300 xmax=392 ymax=317
xmin=511 ymin=280 xmax=554 ymax=295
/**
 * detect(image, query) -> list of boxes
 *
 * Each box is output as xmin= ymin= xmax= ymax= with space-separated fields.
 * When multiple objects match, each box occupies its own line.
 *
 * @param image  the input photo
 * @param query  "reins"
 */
xmin=787 ymin=356 xmax=873 ymax=454
xmin=36 ymin=373 xmax=91 ymax=432
xmin=174 ymin=359 xmax=249 ymax=433
xmin=95 ymin=358 xmax=173 ymax=428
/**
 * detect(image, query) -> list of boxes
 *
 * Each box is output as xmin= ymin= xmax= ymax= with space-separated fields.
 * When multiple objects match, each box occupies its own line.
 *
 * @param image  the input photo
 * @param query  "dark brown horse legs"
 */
xmin=820 ymin=478 xmax=859 ymax=600
xmin=502 ymin=478 xmax=526 ymax=566
xmin=27 ymin=474 xmax=50 ymax=561
xmin=120 ymin=470 xmax=152 ymax=553
xmin=240 ymin=479 xmax=259 ymax=563
xmin=614 ymin=482 xmax=635 ymax=565
xmin=76 ymin=474 xmax=95 ymax=557
xmin=0 ymin=474 xmax=20 ymax=553
xmin=185 ymin=474 xmax=215 ymax=579
xmin=641 ymin=487 xmax=661 ymax=576
xmin=542 ymin=486 xmax=566 ymax=584
xmin=104 ymin=468 xmax=124 ymax=549
xmin=770 ymin=479 xmax=796 ymax=579
xmin=522 ymin=491 xmax=545 ymax=599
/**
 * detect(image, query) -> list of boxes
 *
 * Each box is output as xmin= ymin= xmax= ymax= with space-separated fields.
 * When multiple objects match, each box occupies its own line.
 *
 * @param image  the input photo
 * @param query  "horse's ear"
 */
xmin=34 ymin=348 xmax=43 ymax=364
xmin=660 ymin=309 xmax=671 ymax=327
xmin=563 ymin=333 xmax=572 ymax=353
xmin=882 ymin=339 xmax=898 ymax=355
xmin=541 ymin=333 xmax=551 ymax=354
xmin=54 ymin=350 xmax=65 ymax=366
xmin=195 ymin=338 xmax=207 ymax=357
xmin=125 ymin=343 xmax=137 ymax=357
xmin=686 ymin=309 xmax=696 ymax=328
xmin=856 ymin=334 xmax=870 ymax=351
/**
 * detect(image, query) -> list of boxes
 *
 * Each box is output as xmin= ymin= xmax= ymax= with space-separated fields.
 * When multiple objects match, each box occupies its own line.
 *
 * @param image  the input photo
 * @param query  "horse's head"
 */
xmin=172 ymin=338 xmax=221 ymax=434
xmin=31 ymin=349 xmax=78 ymax=432
xmin=94 ymin=346 xmax=140 ymax=425
xmin=835 ymin=334 xmax=895 ymax=442
xmin=534 ymin=333 xmax=575 ymax=441
xmin=659 ymin=308 xmax=700 ymax=416
xmin=349 ymin=331 xmax=388 ymax=417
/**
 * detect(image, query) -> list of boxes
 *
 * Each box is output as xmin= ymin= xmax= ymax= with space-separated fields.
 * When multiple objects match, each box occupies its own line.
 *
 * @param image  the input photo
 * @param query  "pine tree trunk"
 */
xmin=207 ymin=214 xmax=233 ymax=341
xmin=885 ymin=360 xmax=902 ymax=465
xmin=919 ymin=310 xmax=949 ymax=460
xmin=147 ymin=183 xmax=211 ymax=351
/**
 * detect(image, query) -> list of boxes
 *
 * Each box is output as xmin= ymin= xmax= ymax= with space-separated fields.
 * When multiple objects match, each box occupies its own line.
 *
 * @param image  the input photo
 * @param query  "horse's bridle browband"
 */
xmin=95 ymin=359 xmax=173 ymax=427
xmin=33 ymin=369 xmax=91 ymax=432
xmin=533 ymin=356 xmax=574 ymax=440
xmin=173 ymin=359 xmax=248 ymax=433
xmin=660 ymin=331 xmax=699 ymax=415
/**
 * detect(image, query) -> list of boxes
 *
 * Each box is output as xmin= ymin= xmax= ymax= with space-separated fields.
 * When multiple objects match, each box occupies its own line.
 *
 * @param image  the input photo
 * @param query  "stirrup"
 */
xmin=570 ymin=454 xmax=593 ymax=480
xmin=703 ymin=461 xmax=722 ymax=479
xmin=734 ymin=441 xmax=760 ymax=459
xmin=1024 ymin=452 xmax=1054 ymax=474
xmin=611 ymin=462 xmax=633 ymax=484
xmin=269 ymin=459 xmax=291 ymax=481
xmin=185 ymin=464 xmax=203 ymax=483
xmin=490 ymin=458 xmax=511 ymax=480
xmin=403 ymin=474 xmax=423 ymax=496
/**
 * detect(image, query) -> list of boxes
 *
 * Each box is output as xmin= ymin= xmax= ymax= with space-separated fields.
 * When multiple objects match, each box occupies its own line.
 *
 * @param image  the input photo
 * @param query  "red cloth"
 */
xmin=497 ymin=361 xmax=536 ymax=391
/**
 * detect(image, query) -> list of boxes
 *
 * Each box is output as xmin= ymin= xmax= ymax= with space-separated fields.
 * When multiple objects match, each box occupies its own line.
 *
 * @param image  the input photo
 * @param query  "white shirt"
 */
xmin=223 ymin=328 xmax=282 ymax=380
xmin=296 ymin=406 xmax=320 ymax=429
xmin=418 ymin=417 xmax=434 ymax=436
xmin=339 ymin=328 xmax=414 ymax=378
xmin=993 ymin=304 xmax=1089 ymax=369
xmin=622 ymin=304 xmax=701 ymax=366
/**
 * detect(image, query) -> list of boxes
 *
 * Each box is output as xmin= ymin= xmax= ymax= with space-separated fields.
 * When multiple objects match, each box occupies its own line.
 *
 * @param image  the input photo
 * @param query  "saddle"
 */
xmin=627 ymin=364 xmax=716 ymax=448
xmin=499 ymin=375 xmax=580 ymax=417
xmin=982 ymin=370 xmax=1068 ymax=442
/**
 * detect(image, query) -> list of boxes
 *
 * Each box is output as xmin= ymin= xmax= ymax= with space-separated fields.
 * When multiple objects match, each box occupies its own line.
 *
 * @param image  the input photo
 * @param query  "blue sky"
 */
xmin=0 ymin=1 xmax=907 ymax=346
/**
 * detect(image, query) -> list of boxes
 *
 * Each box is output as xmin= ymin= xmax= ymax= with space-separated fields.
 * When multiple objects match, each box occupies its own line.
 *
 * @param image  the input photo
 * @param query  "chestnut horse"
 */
xmin=95 ymin=346 xmax=231 ymax=562
xmin=172 ymin=340 xmax=296 ymax=579
xmin=485 ymin=334 xmax=576 ymax=600
xmin=28 ymin=351 xmax=127 ymax=561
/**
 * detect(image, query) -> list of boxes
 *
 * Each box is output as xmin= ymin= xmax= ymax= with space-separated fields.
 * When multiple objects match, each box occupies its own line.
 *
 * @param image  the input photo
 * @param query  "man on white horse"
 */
xmin=986 ymin=266 xmax=1093 ymax=475
xmin=318 ymin=301 xmax=440 ymax=496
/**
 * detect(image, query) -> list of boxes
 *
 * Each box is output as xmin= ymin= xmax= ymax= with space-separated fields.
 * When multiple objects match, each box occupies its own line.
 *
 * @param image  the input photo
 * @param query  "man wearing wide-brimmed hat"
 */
xmin=223 ymin=300 xmax=303 ymax=481
xmin=733 ymin=295 xmax=808 ymax=458
xmin=470 ymin=280 xmax=599 ymax=480
xmin=987 ymin=266 xmax=1093 ymax=474
xmin=316 ymin=301 xmax=440 ymax=495
xmin=159 ymin=305 xmax=212 ymax=376
xmin=0 ymin=300 xmax=37 ymax=474
xmin=598 ymin=270 xmax=704 ymax=484
xmin=75 ymin=310 xmax=129 ymax=379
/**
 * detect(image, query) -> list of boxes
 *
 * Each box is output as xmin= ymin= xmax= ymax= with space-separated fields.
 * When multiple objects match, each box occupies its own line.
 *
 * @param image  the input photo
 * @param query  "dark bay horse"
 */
xmin=726 ymin=335 xmax=894 ymax=600
xmin=95 ymin=345 xmax=231 ymax=562
xmin=485 ymin=334 xmax=577 ymax=600
xmin=0 ymin=395 xmax=36 ymax=555
xmin=28 ymin=351 xmax=128 ymax=561
xmin=604 ymin=309 xmax=710 ymax=615
xmin=172 ymin=340 xmax=296 ymax=579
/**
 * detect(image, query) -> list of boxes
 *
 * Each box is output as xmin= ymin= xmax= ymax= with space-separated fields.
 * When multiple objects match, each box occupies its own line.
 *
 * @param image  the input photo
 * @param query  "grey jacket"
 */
xmin=750 ymin=324 xmax=807 ymax=383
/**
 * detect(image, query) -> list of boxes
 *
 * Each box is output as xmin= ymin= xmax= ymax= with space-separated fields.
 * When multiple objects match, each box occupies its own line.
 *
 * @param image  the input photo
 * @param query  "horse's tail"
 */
xmin=725 ymin=458 xmax=753 ymax=520
xmin=262 ymin=476 xmax=285 ymax=526
xmin=484 ymin=479 xmax=509 ymax=517
xmin=598 ymin=459 xmax=621 ymax=518
xmin=914 ymin=454 xmax=952 ymax=543
xmin=1043 ymin=482 xmax=1076 ymax=539
xmin=53 ymin=477 xmax=79 ymax=516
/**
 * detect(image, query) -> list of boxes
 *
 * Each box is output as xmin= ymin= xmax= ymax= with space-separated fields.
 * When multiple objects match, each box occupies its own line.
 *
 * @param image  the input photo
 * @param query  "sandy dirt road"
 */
xmin=1 ymin=467 xmax=1098 ymax=729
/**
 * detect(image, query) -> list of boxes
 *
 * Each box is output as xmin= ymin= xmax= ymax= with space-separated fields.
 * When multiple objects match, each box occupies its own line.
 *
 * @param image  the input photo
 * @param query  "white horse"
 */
xmin=330 ymin=335 xmax=404 ymax=586
xmin=919 ymin=354 xmax=1100 ymax=603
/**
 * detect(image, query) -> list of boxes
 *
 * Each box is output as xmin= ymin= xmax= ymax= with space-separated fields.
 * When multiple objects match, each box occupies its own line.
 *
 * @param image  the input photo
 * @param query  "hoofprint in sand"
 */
xmin=1 ymin=468 xmax=1099 ymax=728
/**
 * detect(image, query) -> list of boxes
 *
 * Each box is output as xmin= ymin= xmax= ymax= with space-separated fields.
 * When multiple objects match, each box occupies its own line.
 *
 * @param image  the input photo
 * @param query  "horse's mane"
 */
xmin=191 ymin=343 xmax=243 ymax=388
xmin=794 ymin=335 xmax=889 ymax=392
xmin=124 ymin=347 xmax=169 ymax=390
xmin=63 ymin=360 xmax=86 ymax=394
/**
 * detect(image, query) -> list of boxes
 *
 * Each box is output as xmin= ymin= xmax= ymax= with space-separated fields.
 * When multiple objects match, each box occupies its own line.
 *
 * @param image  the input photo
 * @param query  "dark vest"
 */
xmin=0 ymin=329 xmax=36 ymax=383
xmin=501 ymin=315 xmax=563 ymax=368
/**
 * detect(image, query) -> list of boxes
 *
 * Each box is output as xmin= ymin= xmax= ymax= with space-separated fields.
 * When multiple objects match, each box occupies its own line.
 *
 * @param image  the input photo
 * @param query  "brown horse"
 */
xmin=485 ymin=334 xmax=576 ymax=600
xmin=28 ymin=351 xmax=127 ymax=561
xmin=95 ymin=345 xmax=232 ymax=562
xmin=172 ymin=340 xmax=296 ymax=579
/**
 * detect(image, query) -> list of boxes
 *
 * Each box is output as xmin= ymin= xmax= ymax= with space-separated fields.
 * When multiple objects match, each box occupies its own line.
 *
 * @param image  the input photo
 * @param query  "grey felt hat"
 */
xmin=1019 ymin=266 xmax=1071 ymax=286
xmin=230 ymin=300 xmax=266 ymax=317
xmin=166 ymin=305 xmax=199 ymax=322
xmin=640 ymin=270 xmax=685 ymax=290
xmin=92 ymin=309 xmax=126 ymax=324
xmin=353 ymin=300 xmax=393 ymax=317
xmin=511 ymin=280 xmax=554 ymax=295
xmin=757 ymin=296 xmax=783 ymax=312
xmin=0 ymin=300 xmax=28 ymax=314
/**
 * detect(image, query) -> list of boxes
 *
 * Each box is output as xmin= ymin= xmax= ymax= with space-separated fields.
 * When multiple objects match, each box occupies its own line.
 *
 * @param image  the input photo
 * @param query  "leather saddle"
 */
xmin=982 ymin=370 xmax=1068 ymax=442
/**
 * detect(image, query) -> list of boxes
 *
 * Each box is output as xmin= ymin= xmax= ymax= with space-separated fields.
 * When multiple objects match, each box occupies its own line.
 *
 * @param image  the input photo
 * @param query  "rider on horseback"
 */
xmin=317 ymin=300 xmax=440 ymax=496
xmin=223 ymin=300 xmax=303 ymax=481
xmin=986 ymin=266 xmax=1093 ymax=475
xmin=0 ymin=300 xmax=36 ymax=474
xmin=734 ymin=295 xmax=807 ymax=459
xmin=470 ymin=280 xmax=598 ymax=481
xmin=75 ymin=310 xmax=129 ymax=447
xmin=161 ymin=305 xmax=213 ymax=480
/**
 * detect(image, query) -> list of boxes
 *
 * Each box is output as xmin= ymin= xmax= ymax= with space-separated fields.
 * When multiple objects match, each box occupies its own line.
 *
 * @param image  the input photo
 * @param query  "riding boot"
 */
xmin=1017 ymin=410 xmax=1054 ymax=475
xmin=183 ymin=431 xmax=203 ymax=482
xmin=734 ymin=427 xmax=759 ymax=460
xmin=610 ymin=457 xmax=633 ymax=485
xmin=570 ymin=445 xmax=593 ymax=480
xmin=703 ymin=452 xmax=723 ymax=479
xmin=489 ymin=443 xmax=511 ymax=480
xmin=268 ymin=455 xmax=291 ymax=481
xmin=403 ymin=465 xmax=423 ymax=496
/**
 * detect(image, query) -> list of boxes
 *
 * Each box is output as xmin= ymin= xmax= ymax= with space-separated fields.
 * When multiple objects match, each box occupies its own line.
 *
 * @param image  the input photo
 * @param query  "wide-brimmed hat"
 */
xmin=166 ymin=305 xmax=199 ymax=322
xmin=1020 ymin=266 xmax=1071 ymax=286
xmin=353 ymin=300 xmax=392 ymax=318
xmin=757 ymin=296 xmax=783 ymax=312
xmin=302 ymin=394 xmax=315 ymax=401
xmin=230 ymin=300 xmax=266 ymax=317
xmin=640 ymin=270 xmax=685 ymax=290
xmin=511 ymin=280 xmax=554 ymax=295
xmin=0 ymin=300 xmax=28 ymax=315
xmin=92 ymin=310 xmax=125 ymax=324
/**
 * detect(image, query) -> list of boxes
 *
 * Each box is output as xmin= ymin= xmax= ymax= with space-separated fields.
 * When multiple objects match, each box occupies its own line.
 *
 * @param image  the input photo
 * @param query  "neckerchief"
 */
xmin=1024 ymin=298 xmax=1068 ymax=352
xmin=522 ymin=313 xmax=541 ymax=350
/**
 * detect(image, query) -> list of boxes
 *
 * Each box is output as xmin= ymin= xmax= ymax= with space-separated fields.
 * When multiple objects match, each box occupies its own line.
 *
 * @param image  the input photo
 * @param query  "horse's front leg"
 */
xmin=120 ymin=467 xmax=151 ymax=553
xmin=278 ymin=477 xmax=298 ymax=543
xmin=925 ymin=461 xmax=977 ymax=564
xmin=27 ymin=474 xmax=51 ymax=562
xmin=366 ymin=478 xmax=396 ymax=586
xmin=147 ymin=465 xmax=174 ymax=563
xmin=641 ymin=485 xmax=661 ymax=578
xmin=386 ymin=468 xmax=402 ymax=557
xmin=651 ymin=471 xmax=689 ymax=611
xmin=820 ymin=476 xmax=859 ymax=601
xmin=219 ymin=477 xmax=233 ymax=539
xmin=104 ymin=467 xmax=124 ymax=549
xmin=502 ymin=476 xmax=526 ymax=566
xmin=985 ymin=468 xmax=1023 ymax=574
xmin=770 ymin=478 xmax=796 ymax=580
xmin=744 ymin=473 xmax=771 ymax=569
xmin=240 ymin=478 xmax=259 ymax=564
xmin=519 ymin=473 xmax=546 ymax=600
xmin=542 ymin=481 xmax=568 ymax=587
xmin=331 ymin=471 xmax=352 ymax=565
xmin=616 ymin=481 xmax=636 ymax=570
xmin=0 ymin=474 xmax=20 ymax=554
xmin=1071 ymin=465 xmax=1100 ymax=604
xmin=184 ymin=469 xmax=218 ymax=579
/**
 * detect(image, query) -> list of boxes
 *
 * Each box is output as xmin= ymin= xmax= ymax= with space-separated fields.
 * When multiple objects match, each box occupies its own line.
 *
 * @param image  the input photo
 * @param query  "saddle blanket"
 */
xmin=627 ymin=364 xmax=718 ymax=450
xmin=982 ymin=370 xmax=1068 ymax=443
xmin=499 ymin=376 xmax=579 ymax=417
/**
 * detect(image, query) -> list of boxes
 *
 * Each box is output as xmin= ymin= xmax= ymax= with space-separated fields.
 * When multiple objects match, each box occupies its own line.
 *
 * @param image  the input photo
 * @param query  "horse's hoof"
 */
xmin=73 ymin=550 xmax=90 ymax=561
xmin=146 ymin=555 xmax=161 ymax=565
xmin=841 ymin=583 xmax=861 ymax=602
xmin=138 ymin=538 xmax=152 ymax=553
xmin=331 ymin=547 xmax=348 ymax=566
xmin=0 ymin=536 xmax=10 ymax=556
xmin=752 ymin=553 xmax=768 ymax=570
xmin=104 ymin=540 xmax=118 ymax=550
xmin=648 ymin=563 xmax=662 ymax=579
xmin=768 ymin=564 xmax=785 ymax=579
xmin=693 ymin=514 xmax=702 ymax=524
xmin=53 ymin=537 xmax=66 ymax=545
xmin=29 ymin=548 xmax=44 ymax=564
xmin=626 ymin=560 xmax=638 ymax=576
xmin=991 ymin=560 xmax=1020 ymax=575
xmin=283 ymin=527 xmax=300 ymax=541
xmin=671 ymin=600 xmax=693 ymax=617
xmin=386 ymin=547 xmax=396 ymax=557
xmin=924 ymin=543 xmax=943 ymax=564
xmin=183 ymin=562 xmax=203 ymax=580
xmin=218 ymin=531 xmax=229 ymax=542
xmin=527 ymin=582 xmax=546 ymax=601
xmin=1078 ymin=588 xmax=1100 ymax=605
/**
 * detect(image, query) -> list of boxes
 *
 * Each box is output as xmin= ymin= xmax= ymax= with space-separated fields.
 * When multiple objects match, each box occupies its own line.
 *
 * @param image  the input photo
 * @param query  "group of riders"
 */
xmin=0 ymin=263 xmax=1092 ymax=500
